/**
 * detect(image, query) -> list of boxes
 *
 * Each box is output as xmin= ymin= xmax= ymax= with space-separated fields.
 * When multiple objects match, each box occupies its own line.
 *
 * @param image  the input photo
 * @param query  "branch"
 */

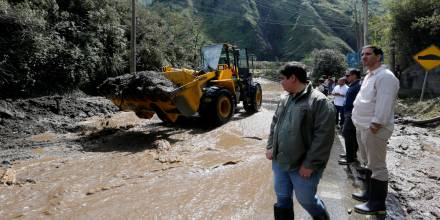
xmin=402 ymin=115 xmax=440 ymax=125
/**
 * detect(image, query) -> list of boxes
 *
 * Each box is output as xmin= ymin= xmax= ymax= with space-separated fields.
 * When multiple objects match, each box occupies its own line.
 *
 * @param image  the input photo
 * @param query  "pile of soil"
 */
xmin=98 ymin=71 xmax=177 ymax=101
xmin=396 ymin=98 xmax=440 ymax=120
xmin=0 ymin=91 xmax=119 ymax=155
xmin=396 ymin=98 xmax=440 ymax=128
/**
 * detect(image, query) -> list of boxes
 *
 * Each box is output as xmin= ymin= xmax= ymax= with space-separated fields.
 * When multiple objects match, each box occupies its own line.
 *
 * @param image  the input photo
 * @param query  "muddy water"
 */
xmin=0 ymin=79 xmax=279 ymax=219
xmin=0 ymin=78 xmax=412 ymax=219
xmin=0 ymin=115 xmax=275 ymax=219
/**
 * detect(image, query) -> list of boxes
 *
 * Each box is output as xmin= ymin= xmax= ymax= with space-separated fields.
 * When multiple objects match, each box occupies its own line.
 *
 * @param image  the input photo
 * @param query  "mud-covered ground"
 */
xmin=389 ymin=98 xmax=440 ymax=219
xmin=0 ymin=91 xmax=119 ymax=162
xmin=0 ymin=78 xmax=439 ymax=219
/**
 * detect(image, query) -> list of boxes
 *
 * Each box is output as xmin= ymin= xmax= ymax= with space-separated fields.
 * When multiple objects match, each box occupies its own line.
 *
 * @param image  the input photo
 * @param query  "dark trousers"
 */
xmin=342 ymin=114 xmax=358 ymax=162
xmin=335 ymin=105 xmax=344 ymax=127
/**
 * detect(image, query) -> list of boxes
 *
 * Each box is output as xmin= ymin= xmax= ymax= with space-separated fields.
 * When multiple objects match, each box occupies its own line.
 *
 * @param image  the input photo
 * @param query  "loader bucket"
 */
xmin=162 ymin=68 xmax=216 ymax=117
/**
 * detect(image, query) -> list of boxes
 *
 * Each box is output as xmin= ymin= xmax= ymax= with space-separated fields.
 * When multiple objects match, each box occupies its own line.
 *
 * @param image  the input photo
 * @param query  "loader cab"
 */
xmin=201 ymin=44 xmax=238 ymax=75
xmin=218 ymin=44 xmax=239 ymax=75
xmin=237 ymin=48 xmax=251 ymax=80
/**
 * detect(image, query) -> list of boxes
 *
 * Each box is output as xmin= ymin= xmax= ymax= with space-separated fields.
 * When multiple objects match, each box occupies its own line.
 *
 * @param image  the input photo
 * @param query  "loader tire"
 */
xmin=200 ymin=88 xmax=235 ymax=126
xmin=243 ymin=83 xmax=262 ymax=113
xmin=156 ymin=110 xmax=173 ymax=123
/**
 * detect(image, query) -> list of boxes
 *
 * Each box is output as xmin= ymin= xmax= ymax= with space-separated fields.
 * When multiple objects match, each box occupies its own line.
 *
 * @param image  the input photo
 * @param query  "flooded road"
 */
xmin=0 ymin=79 xmax=407 ymax=219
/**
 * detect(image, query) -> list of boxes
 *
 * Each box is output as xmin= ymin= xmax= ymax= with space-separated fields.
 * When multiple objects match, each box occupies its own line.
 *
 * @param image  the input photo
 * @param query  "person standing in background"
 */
xmin=332 ymin=77 xmax=349 ymax=129
xmin=338 ymin=69 xmax=361 ymax=166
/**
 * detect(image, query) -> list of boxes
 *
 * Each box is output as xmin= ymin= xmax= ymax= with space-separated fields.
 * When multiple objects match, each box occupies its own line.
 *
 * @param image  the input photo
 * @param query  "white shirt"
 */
xmin=332 ymin=84 xmax=348 ymax=106
xmin=352 ymin=65 xmax=400 ymax=131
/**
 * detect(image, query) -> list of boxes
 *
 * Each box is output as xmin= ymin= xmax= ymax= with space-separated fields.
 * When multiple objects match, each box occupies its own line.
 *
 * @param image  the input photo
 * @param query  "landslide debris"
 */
xmin=98 ymin=71 xmax=178 ymax=101
xmin=396 ymin=98 xmax=440 ymax=127
xmin=0 ymin=91 xmax=119 ymax=160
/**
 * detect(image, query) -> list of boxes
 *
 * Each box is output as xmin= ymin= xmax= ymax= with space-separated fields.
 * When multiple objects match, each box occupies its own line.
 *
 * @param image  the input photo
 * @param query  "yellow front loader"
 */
xmin=111 ymin=43 xmax=262 ymax=126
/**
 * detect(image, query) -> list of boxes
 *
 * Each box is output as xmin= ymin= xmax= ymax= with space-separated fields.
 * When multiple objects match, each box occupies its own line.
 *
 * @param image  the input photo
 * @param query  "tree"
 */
xmin=310 ymin=49 xmax=347 ymax=80
xmin=0 ymin=0 xmax=206 ymax=98
xmin=389 ymin=0 xmax=440 ymax=69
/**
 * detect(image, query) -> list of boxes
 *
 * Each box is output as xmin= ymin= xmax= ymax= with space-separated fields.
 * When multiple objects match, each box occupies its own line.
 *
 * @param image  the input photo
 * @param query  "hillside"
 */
xmin=150 ymin=0 xmax=359 ymax=61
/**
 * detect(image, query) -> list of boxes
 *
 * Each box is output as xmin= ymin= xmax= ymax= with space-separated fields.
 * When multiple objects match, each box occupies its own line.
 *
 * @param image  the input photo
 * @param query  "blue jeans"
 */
xmin=272 ymin=161 xmax=327 ymax=217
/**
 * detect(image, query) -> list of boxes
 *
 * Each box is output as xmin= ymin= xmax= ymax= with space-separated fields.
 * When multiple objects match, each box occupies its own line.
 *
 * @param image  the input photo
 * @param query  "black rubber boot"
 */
xmin=354 ymin=178 xmax=388 ymax=215
xmin=274 ymin=204 xmax=294 ymax=220
xmin=312 ymin=209 xmax=330 ymax=220
xmin=338 ymin=158 xmax=351 ymax=165
xmin=352 ymin=169 xmax=372 ymax=202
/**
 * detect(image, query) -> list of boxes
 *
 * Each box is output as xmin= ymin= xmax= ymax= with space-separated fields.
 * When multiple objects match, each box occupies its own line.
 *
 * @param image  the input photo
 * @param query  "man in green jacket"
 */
xmin=266 ymin=63 xmax=335 ymax=220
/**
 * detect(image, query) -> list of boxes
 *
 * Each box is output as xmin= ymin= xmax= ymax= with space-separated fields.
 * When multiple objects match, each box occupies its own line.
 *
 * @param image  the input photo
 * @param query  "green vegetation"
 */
xmin=5 ymin=0 xmax=435 ymax=98
xmin=368 ymin=0 xmax=439 ymax=69
xmin=310 ymin=49 xmax=347 ymax=80
xmin=0 ymin=0 xmax=203 ymax=98
xmin=157 ymin=0 xmax=356 ymax=61
xmin=252 ymin=61 xmax=287 ymax=80
xmin=390 ymin=0 xmax=440 ymax=68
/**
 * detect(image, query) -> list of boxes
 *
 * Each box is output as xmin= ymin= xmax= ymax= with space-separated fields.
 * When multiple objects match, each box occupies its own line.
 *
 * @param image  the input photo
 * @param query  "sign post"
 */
xmin=346 ymin=52 xmax=360 ymax=68
xmin=420 ymin=71 xmax=429 ymax=102
xmin=413 ymin=45 xmax=440 ymax=101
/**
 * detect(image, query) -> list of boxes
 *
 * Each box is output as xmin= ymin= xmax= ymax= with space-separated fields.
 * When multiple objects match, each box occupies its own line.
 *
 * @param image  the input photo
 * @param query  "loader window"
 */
xmin=219 ymin=47 xmax=231 ymax=66
xmin=238 ymin=57 xmax=248 ymax=69
xmin=219 ymin=54 xmax=228 ymax=65
xmin=238 ymin=48 xmax=250 ymax=79
xmin=201 ymin=44 xmax=223 ymax=71
xmin=238 ymin=49 xmax=249 ymax=69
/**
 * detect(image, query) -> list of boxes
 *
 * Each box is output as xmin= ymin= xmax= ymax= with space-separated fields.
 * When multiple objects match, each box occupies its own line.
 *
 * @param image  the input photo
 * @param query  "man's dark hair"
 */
xmin=363 ymin=45 xmax=383 ymax=57
xmin=348 ymin=68 xmax=361 ymax=78
xmin=279 ymin=62 xmax=308 ymax=83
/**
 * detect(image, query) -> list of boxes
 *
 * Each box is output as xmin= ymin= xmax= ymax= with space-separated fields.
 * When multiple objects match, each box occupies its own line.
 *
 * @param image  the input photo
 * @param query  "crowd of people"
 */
xmin=266 ymin=45 xmax=400 ymax=220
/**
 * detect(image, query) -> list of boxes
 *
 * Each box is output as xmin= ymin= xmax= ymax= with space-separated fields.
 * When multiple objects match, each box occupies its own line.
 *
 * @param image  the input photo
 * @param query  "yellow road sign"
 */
xmin=413 ymin=44 xmax=440 ymax=71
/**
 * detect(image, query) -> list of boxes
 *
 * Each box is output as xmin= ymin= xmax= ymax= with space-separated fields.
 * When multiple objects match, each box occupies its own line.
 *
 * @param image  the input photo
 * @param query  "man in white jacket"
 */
xmin=332 ymin=77 xmax=349 ymax=128
xmin=351 ymin=45 xmax=399 ymax=215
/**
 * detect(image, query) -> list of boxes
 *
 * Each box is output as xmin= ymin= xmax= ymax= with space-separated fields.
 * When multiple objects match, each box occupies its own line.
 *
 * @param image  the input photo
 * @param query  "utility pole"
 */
xmin=353 ymin=0 xmax=363 ymax=70
xmin=362 ymin=0 xmax=368 ymax=46
xmin=390 ymin=40 xmax=396 ymax=73
xmin=353 ymin=0 xmax=359 ymax=51
xmin=130 ymin=0 xmax=136 ymax=74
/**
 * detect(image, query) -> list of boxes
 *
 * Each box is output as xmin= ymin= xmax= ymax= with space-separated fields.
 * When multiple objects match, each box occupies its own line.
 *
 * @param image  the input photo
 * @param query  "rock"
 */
xmin=0 ymin=105 xmax=14 ymax=118
xmin=1 ymin=160 xmax=11 ymax=167
xmin=1 ymin=168 xmax=16 ymax=185
xmin=157 ymin=154 xmax=181 ymax=163
xmin=153 ymin=139 xmax=171 ymax=151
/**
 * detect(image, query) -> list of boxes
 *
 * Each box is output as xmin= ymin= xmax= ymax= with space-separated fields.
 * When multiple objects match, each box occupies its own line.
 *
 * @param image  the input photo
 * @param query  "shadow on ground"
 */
xmin=76 ymin=128 xmax=182 ymax=153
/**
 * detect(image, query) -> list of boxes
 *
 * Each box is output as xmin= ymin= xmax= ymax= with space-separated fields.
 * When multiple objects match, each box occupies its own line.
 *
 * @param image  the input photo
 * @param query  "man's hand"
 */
xmin=266 ymin=149 xmax=273 ymax=160
xmin=370 ymin=122 xmax=382 ymax=134
xmin=299 ymin=165 xmax=313 ymax=179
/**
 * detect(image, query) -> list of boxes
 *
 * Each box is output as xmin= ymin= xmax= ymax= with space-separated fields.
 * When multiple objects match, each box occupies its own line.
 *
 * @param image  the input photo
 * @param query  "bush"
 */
xmin=0 ymin=0 xmax=204 ymax=98
xmin=389 ymin=0 xmax=440 ymax=69
xmin=310 ymin=49 xmax=347 ymax=81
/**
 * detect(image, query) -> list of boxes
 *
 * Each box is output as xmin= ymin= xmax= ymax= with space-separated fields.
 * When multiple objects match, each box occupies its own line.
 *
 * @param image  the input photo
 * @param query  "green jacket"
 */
xmin=267 ymin=83 xmax=336 ymax=171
